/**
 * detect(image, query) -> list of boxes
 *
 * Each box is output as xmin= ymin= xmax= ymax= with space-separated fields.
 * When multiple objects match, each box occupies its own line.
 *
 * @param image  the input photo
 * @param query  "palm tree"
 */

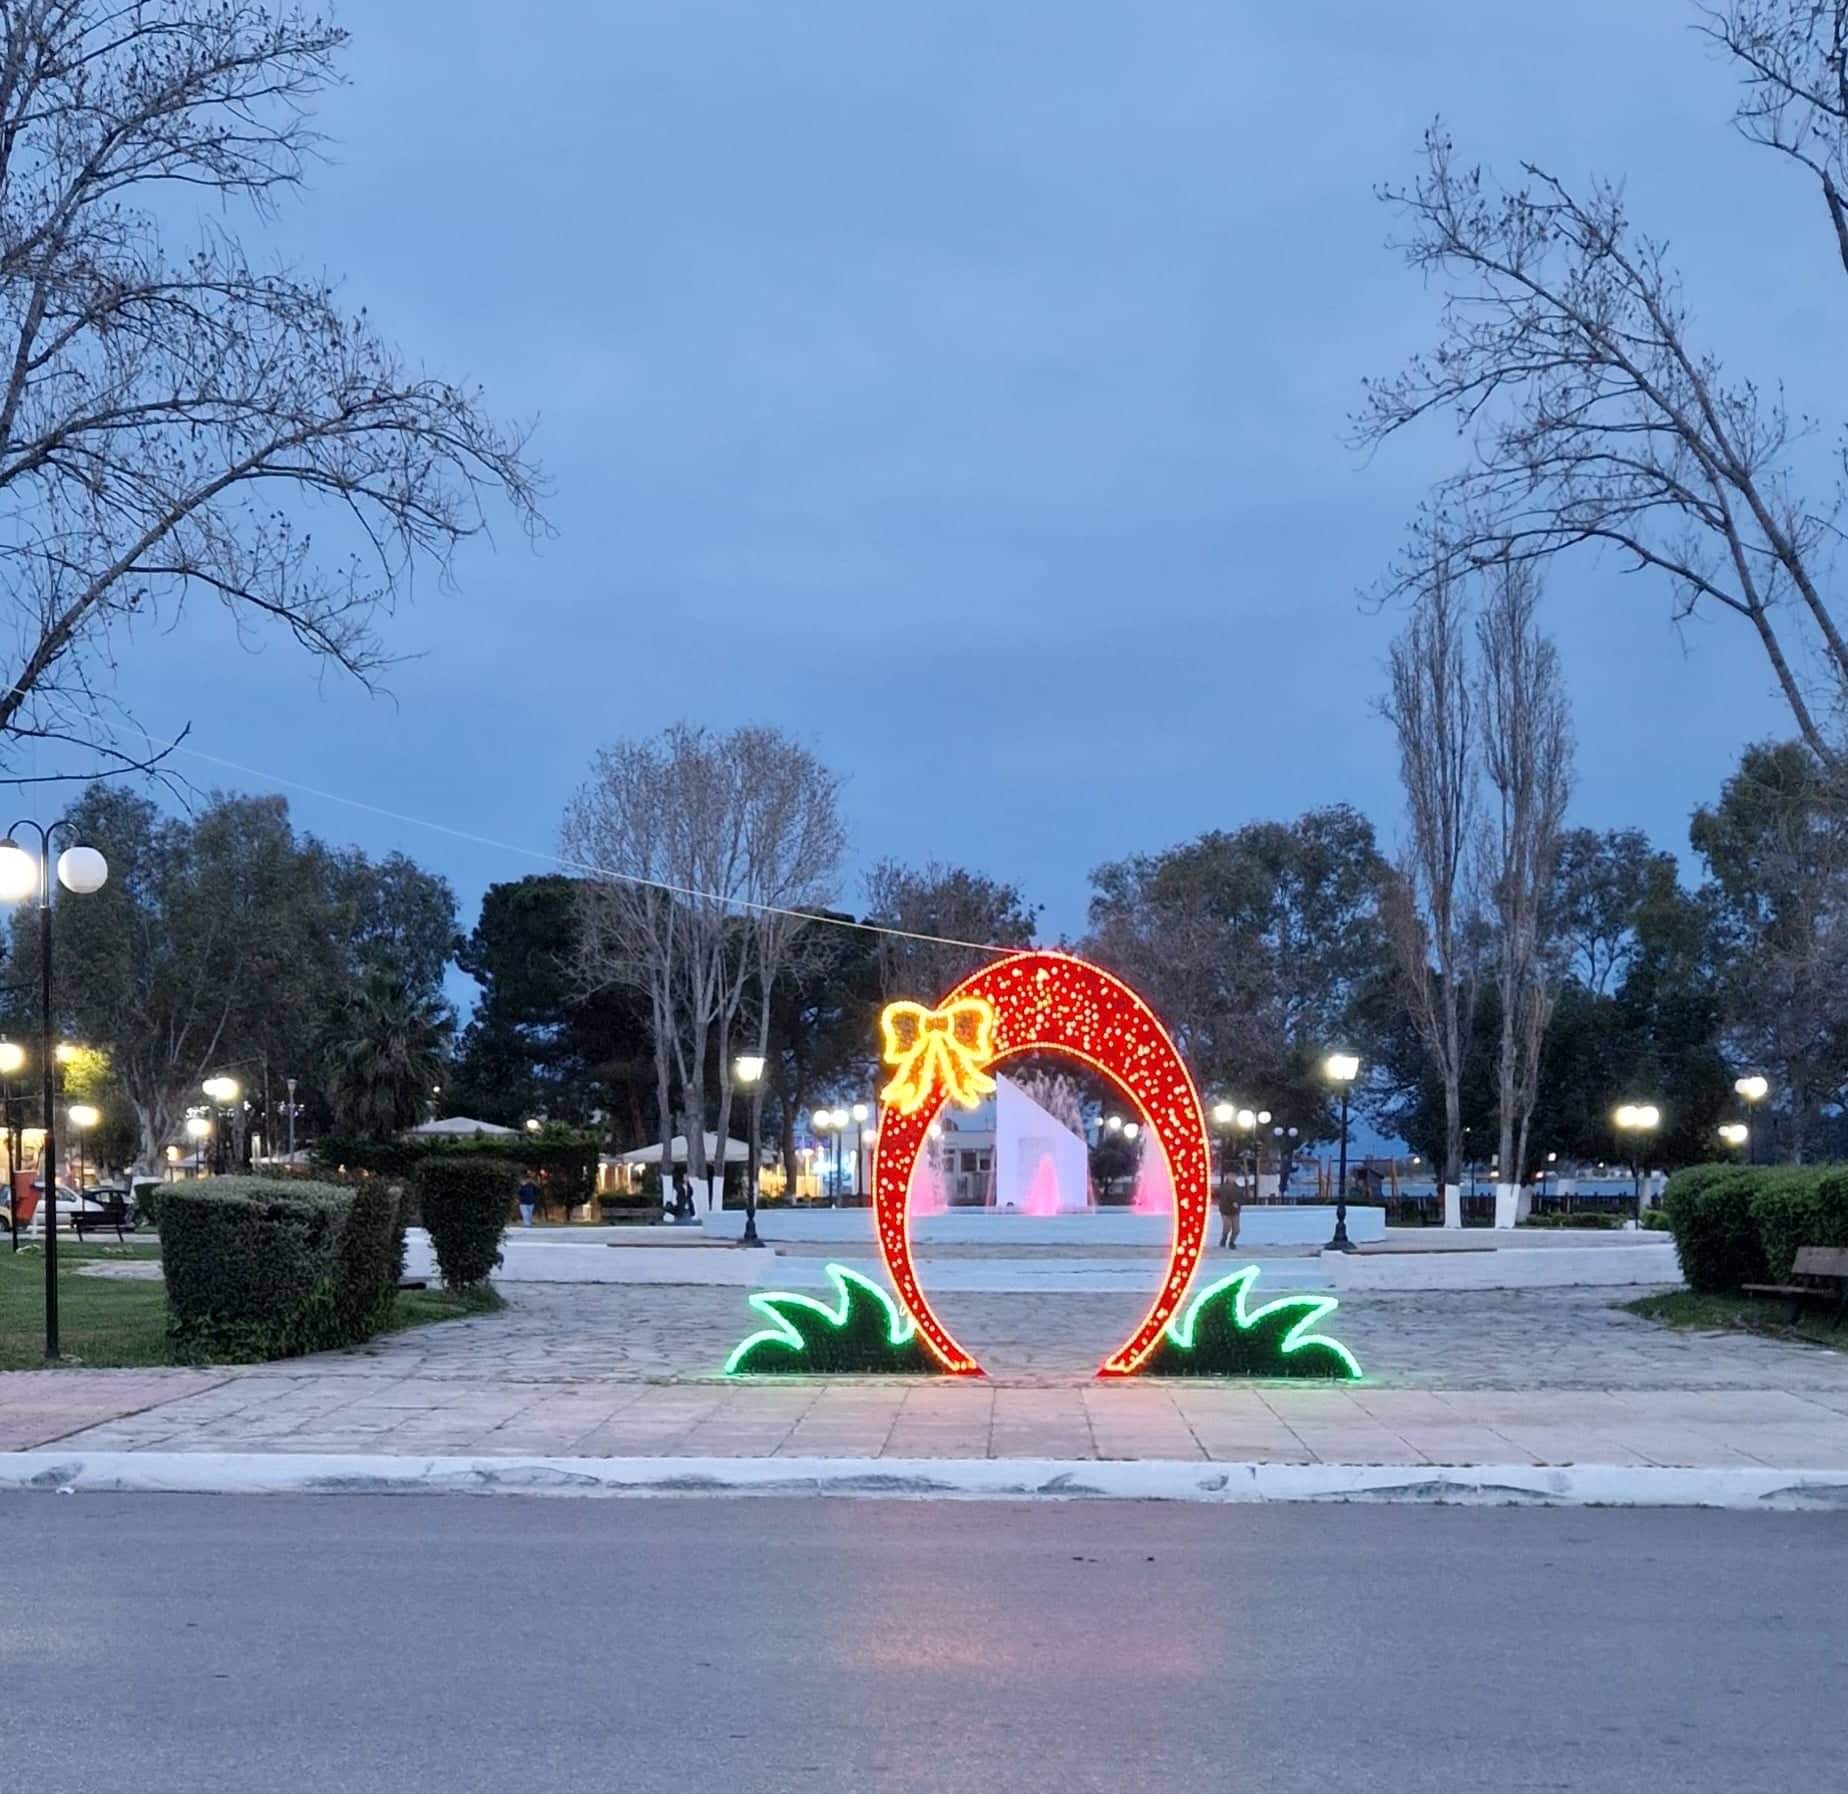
xmin=325 ymin=970 xmax=453 ymax=1141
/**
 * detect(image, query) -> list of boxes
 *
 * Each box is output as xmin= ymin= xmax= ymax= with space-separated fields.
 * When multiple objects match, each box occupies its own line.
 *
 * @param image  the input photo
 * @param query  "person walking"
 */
xmin=1216 ymin=1176 xmax=1241 ymax=1250
xmin=518 ymin=1173 xmax=539 ymax=1228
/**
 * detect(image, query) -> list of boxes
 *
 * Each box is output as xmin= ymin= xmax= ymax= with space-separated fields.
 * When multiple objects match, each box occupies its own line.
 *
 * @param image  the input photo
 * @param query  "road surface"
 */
xmin=2 ymin=1494 xmax=1841 ymax=1792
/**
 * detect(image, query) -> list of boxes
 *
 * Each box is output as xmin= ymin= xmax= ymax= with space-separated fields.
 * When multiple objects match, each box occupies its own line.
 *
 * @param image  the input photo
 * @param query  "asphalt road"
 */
xmin=2 ymin=1494 xmax=1842 ymax=1793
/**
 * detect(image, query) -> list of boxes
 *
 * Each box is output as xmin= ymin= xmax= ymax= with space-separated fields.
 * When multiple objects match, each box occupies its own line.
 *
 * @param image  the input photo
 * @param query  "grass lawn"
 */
xmin=1624 ymin=1288 xmax=1848 ymax=1350
xmin=0 ymin=1242 xmax=502 ymax=1370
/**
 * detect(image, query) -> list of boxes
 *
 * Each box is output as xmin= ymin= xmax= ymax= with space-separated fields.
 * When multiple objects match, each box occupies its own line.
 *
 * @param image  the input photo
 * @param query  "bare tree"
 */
xmin=564 ymin=738 xmax=686 ymax=1201
xmin=1707 ymin=2 xmax=1848 ymax=275
xmin=1358 ymin=124 xmax=1839 ymax=759
xmin=0 ymin=3 xmax=540 ymax=778
xmin=1381 ymin=550 xmax=1478 ymax=1224
xmin=1478 ymin=559 xmax=1574 ymax=1217
xmin=566 ymin=726 xmax=844 ymax=1212
xmin=715 ymin=728 xmax=844 ymax=1211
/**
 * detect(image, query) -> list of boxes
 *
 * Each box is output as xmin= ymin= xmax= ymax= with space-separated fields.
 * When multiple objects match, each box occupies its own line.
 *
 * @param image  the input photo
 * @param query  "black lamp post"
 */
xmin=851 ymin=1102 xmax=869 ymax=1200
xmin=0 ymin=820 xmax=111 ymax=1358
xmin=1325 ymin=1051 xmax=1360 ymax=1252
xmin=735 ymin=1053 xmax=767 ymax=1246
xmin=2 ymin=1039 xmax=22 ymax=1252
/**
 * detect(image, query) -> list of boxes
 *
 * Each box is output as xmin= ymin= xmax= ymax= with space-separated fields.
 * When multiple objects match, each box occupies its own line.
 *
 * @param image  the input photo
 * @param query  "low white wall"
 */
xmin=696 ymin=1205 xmax=1385 ymax=1247
xmin=1323 ymin=1242 xmax=1680 ymax=1292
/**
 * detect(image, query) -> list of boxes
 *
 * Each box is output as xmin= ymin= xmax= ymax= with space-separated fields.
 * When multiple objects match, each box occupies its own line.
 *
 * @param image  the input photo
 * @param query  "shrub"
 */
xmin=1751 ymin=1167 xmax=1848 ymax=1279
xmin=159 ymin=1177 xmax=402 ymax=1361
xmin=1662 ymin=1164 xmax=1767 ymax=1293
xmin=414 ymin=1156 xmax=514 ymax=1290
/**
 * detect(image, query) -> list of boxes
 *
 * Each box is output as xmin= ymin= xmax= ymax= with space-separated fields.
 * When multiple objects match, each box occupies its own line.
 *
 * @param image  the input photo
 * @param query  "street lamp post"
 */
xmin=202 ymin=1076 xmax=242 ymax=1173
xmin=812 ymin=1109 xmax=834 ymax=1205
xmin=850 ymin=1101 xmax=869 ymax=1199
xmin=286 ymin=1076 xmax=298 ymax=1162
xmin=1 ymin=1039 xmax=22 ymax=1251
xmin=1324 ymin=1052 xmax=1361 ymax=1251
xmin=1733 ymin=1075 xmax=1768 ymax=1165
xmin=1211 ymin=1101 xmax=1236 ymax=1197
xmin=0 ymin=822 xmax=109 ymax=1357
xmin=185 ymin=1114 xmax=212 ymax=1181
xmin=67 ymin=1103 xmax=99 ymax=1195
xmin=1613 ymin=1103 xmax=1661 ymax=1223
xmin=734 ymin=1054 xmax=766 ymax=1246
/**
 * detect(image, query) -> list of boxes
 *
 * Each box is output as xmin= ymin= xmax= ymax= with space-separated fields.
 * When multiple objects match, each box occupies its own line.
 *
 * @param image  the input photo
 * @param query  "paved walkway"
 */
xmin=6 ymin=1283 xmax=1847 ymax=1468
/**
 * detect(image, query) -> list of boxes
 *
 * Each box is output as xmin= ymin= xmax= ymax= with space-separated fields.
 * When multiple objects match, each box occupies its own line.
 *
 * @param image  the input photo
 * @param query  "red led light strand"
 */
xmin=872 ymin=950 xmax=1212 ymax=1379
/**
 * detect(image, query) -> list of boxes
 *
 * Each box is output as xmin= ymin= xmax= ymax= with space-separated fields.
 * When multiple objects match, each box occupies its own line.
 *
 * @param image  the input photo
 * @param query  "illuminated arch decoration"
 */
xmin=1136 ymin=1267 xmax=1361 ymax=1380
xmin=872 ymin=950 xmax=1213 ymax=1377
xmin=725 ymin=1264 xmax=934 ymax=1376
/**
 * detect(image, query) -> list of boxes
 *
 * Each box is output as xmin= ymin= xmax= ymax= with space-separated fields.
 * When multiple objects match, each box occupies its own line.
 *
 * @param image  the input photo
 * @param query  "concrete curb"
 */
xmin=3 ymin=1451 xmax=1847 ymax=1509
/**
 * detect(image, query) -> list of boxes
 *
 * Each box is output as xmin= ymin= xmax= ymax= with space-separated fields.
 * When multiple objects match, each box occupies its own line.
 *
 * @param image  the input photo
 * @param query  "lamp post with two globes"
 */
xmin=0 ymin=822 xmax=110 ymax=1357
xmin=1733 ymin=1075 xmax=1768 ymax=1164
xmin=1614 ymin=1103 xmax=1661 ymax=1223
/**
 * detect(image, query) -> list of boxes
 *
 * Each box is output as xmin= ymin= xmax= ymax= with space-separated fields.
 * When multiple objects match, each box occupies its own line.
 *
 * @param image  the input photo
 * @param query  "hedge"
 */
xmin=413 ymin=1156 xmax=514 ymax=1290
xmin=159 ymin=1177 xmax=406 ymax=1361
xmin=1661 ymin=1163 xmax=1848 ymax=1291
xmin=311 ymin=1132 xmax=600 ymax=1214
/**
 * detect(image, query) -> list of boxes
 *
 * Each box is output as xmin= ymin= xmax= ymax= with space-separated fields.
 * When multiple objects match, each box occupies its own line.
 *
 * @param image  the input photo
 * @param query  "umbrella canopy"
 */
xmin=616 ymin=1132 xmax=752 ymax=1166
xmin=404 ymin=1116 xmax=520 ymax=1138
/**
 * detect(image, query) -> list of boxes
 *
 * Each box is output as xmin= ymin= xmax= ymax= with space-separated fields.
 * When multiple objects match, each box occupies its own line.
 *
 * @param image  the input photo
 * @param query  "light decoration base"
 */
xmin=724 ymin=1263 xmax=937 ymax=1376
xmin=1136 ymin=1266 xmax=1362 ymax=1380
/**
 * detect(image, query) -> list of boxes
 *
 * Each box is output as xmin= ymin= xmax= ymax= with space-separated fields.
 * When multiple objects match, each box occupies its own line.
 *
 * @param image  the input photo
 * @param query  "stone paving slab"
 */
xmin=0 ymin=1369 xmax=227 ymax=1449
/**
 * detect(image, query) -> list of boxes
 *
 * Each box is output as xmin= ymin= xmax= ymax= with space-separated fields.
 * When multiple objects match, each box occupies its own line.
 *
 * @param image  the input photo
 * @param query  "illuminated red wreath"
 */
xmin=871 ymin=950 xmax=1209 ymax=1376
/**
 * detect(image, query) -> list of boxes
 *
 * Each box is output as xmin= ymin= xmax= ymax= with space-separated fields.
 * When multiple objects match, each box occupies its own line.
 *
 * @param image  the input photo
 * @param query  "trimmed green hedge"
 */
xmin=1662 ymin=1163 xmax=1848 ymax=1291
xmin=414 ymin=1156 xmax=513 ymax=1290
xmin=159 ymin=1177 xmax=406 ymax=1361
xmin=311 ymin=1132 xmax=600 ymax=1212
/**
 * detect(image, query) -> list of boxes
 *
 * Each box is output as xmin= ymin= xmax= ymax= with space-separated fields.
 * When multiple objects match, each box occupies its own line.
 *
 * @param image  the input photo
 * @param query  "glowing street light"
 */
xmin=1718 ymin=1122 xmax=1749 ymax=1150
xmin=1613 ymin=1101 xmax=1661 ymax=1222
xmin=1324 ymin=1051 xmax=1361 ymax=1251
xmin=0 ymin=819 xmax=110 ymax=1357
xmin=733 ymin=1053 xmax=767 ymax=1247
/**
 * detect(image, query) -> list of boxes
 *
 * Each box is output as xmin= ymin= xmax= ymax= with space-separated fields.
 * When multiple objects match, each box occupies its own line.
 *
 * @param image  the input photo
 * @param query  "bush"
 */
xmin=1750 ymin=1167 xmax=1848 ymax=1280
xmin=1662 ymin=1164 xmax=1767 ymax=1292
xmin=414 ymin=1156 xmax=514 ymax=1290
xmin=158 ymin=1177 xmax=403 ymax=1361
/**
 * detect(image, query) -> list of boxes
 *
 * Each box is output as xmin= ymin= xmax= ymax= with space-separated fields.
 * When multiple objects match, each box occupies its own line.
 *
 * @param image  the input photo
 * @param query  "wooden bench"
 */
xmin=70 ymin=1195 xmax=133 ymax=1243
xmin=1743 ymin=1246 xmax=1848 ymax=1327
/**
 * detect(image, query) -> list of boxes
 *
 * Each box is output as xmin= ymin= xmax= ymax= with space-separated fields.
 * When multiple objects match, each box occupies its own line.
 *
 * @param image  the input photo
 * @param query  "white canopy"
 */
xmin=405 ymin=1116 xmax=519 ymax=1138
xmin=616 ymin=1132 xmax=752 ymax=1166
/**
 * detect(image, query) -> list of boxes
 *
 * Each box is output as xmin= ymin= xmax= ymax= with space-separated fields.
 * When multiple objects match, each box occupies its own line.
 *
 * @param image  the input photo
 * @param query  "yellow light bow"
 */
xmin=878 ymin=997 xmax=998 ymax=1115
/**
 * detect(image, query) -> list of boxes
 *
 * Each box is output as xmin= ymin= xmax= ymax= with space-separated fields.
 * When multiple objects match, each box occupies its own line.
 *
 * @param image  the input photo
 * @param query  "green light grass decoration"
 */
xmin=1135 ymin=1266 xmax=1362 ymax=1380
xmin=724 ymin=1263 xmax=938 ymax=1376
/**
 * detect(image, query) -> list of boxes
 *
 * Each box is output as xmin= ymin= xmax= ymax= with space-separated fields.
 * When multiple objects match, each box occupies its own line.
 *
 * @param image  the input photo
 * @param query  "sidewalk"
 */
xmin=15 ymin=1372 xmax=1848 ymax=1468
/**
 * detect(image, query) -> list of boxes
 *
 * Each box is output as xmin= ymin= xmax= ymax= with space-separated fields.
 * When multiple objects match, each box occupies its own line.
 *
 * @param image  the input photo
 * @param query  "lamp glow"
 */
xmin=0 ymin=841 xmax=37 ymax=903
xmin=734 ymin=1054 xmax=766 ymax=1086
xmin=1734 ymin=1075 xmax=1768 ymax=1104
xmin=1324 ymin=1052 xmax=1360 ymax=1083
xmin=67 ymin=1103 xmax=99 ymax=1130
xmin=0 ymin=1041 xmax=23 ymax=1076
xmin=56 ymin=845 xmax=108 ymax=895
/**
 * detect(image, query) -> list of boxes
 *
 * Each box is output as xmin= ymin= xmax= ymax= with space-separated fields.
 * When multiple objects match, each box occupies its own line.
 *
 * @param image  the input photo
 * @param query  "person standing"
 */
xmin=518 ymin=1173 xmax=539 ymax=1228
xmin=1216 ymin=1177 xmax=1241 ymax=1249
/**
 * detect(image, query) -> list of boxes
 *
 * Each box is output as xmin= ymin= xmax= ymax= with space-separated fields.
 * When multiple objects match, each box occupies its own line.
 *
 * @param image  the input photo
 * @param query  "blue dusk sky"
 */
xmin=26 ymin=0 xmax=1838 ymax=964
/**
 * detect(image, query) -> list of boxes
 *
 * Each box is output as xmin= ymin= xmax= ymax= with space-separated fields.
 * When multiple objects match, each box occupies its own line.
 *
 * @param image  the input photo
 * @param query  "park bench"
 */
xmin=1742 ymin=1246 xmax=1848 ymax=1327
xmin=70 ymin=1194 xmax=134 ymax=1243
